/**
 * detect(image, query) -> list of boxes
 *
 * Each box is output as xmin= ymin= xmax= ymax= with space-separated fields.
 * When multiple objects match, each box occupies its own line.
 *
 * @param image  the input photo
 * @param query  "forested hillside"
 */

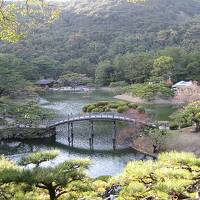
xmin=1 ymin=0 xmax=200 ymax=84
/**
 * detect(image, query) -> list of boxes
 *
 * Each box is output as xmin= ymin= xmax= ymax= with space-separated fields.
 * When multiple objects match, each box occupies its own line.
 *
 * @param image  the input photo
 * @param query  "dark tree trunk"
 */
xmin=47 ymin=184 xmax=56 ymax=200
xmin=195 ymin=122 xmax=200 ymax=132
xmin=153 ymin=144 xmax=158 ymax=154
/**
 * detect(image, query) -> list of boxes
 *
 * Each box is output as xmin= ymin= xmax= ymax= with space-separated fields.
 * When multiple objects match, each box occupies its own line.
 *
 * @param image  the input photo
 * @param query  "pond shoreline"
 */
xmin=0 ymin=126 xmax=56 ymax=140
xmin=131 ymin=145 xmax=157 ymax=159
xmin=0 ymin=90 xmax=177 ymax=177
xmin=114 ymin=94 xmax=184 ymax=105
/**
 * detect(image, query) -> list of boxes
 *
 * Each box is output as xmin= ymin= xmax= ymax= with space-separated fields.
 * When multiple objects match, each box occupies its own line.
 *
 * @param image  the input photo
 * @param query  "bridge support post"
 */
xmin=70 ymin=122 xmax=74 ymax=147
xmin=89 ymin=120 xmax=94 ymax=150
xmin=112 ymin=120 xmax=117 ymax=150
xmin=67 ymin=122 xmax=70 ymax=144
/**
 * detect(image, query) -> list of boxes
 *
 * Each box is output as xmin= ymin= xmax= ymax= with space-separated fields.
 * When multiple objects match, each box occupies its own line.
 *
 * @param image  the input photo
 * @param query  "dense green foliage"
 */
xmin=1 ymin=0 xmax=200 ymax=86
xmin=82 ymin=101 xmax=141 ymax=113
xmin=171 ymin=101 xmax=200 ymax=132
xmin=109 ymin=81 xmax=128 ymax=88
xmin=0 ymin=151 xmax=91 ymax=200
xmin=1 ymin=1 xmax=200 ymax=199
xmin=0 ymin=97 xmax=53 ymax=125
xmin=13 ymin=101 xmax=54 ymax=125
xmin=120 ymin=83 xmax=174 ymax=100
xmin=1 ymin=151 xmax=200 ymax=199
xmin=143 ymin=128 xmax=168 ymax=151
xmin=59 ymin=72 xmax=92 ymax=88
xmin=0 ymin=0 xmax=59 ymax=42
xmin=18 ymin=150 xmax=59 ymax=167
xmin=112 ymin=152 xmax=200 ymax=199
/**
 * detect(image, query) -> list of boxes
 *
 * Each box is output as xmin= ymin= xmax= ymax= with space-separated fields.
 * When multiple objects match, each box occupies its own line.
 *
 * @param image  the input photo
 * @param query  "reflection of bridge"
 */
xmin=46 ymin=112 xmax=153 ymax=150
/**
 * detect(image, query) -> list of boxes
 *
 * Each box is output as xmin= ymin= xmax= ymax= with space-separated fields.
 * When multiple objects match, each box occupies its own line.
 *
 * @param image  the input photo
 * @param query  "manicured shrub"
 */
xmin=117 ymin=106 xmax=124 ymax=113
xmin=105 ymin=107 xmax=111 ymax=112
xmin=82 ymin=105 xmax=89 ymax=112
xmin=127 ymin=103 xmax=138 ymax=109
xmin=99 ymin=108 xmax=105 ymax=112
xmin=87 ymin=105 xmax=96 ymax=112
xmin=118 ymin=101 xmax=127 ymax=107
xmin=117 ymin=105 xmax=129 ymax=113
xmin=92 ymin=108 xmax=100 ymax=112
xmin=82 ymin=101 xmax=139 ymax=113
xmin=96 ymin=101 xmax=109 ymax=107
xmin=138 ymin=106 xmax=145 ymax=113
xmin=108 ymin=103 xmax=119 ymax=109
xmin=123 ymin=105 xmax=129 ymax=111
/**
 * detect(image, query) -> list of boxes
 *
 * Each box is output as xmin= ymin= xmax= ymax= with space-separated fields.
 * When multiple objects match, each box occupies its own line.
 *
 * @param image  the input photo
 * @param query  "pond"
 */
xmin=0 ymin=90 xmax=176 ymax=177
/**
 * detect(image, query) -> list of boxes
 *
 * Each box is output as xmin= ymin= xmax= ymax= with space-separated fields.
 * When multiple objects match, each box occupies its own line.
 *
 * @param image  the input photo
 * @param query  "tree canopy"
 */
xmin=0 ymin=151 xmax=90 ymax=200
xmin=1 ymin=151 xmax=200 ymax=199
xmin=0 ymin=0 xmax=59 ymax=42
xmin=171 ymin=101 xmax=200 ymax=132
xmin=1 ymin=0 xmax=200 ymax=87
xmin=112 ymin=152 xmax=200 ymax=199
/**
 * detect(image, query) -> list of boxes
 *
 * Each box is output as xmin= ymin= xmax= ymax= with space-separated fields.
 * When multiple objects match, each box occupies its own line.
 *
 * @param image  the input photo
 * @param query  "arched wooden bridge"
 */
xmin=47 ymin=112 xmax=152 ymax=128
xmin=45 ymin=112 xmax=153 ymax=150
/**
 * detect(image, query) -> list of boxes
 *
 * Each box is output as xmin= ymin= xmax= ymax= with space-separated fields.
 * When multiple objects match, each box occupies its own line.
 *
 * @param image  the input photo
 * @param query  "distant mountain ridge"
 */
xmin=1 ymin=0 xmax=200 ymax=63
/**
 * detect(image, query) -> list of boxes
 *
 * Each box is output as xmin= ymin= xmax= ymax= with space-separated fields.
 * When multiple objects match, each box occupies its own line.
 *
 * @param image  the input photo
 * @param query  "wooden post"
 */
xmin=70 ymin=122 xmax=74 ymax=147
xmin=91 ymin=120 xmax=94 ymax=146
xmin=112 ymin=120 xmax=117 ymax=150
xmin=67 ymin=122 xmax=70 ymax=144
xmin=89 ymin=120 xmax=94 ymax=150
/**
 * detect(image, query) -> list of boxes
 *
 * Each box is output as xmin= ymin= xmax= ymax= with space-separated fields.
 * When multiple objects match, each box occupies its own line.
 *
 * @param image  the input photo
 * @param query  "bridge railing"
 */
xmin=46 ymin=112 xmax=137 ymax=127
xmin=36 ymin=112 xmax=155 ymax=128
xmin=48 ymin=112 xmax=127 ymax=122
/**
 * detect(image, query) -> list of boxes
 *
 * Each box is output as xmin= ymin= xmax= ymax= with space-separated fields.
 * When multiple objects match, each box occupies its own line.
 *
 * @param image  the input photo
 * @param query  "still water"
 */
xmin=0 ymin=90 xmax=176 ymax=177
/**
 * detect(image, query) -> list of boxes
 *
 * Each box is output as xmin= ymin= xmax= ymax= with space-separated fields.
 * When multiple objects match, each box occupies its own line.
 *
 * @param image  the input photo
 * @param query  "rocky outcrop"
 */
xmin=0 ymin=127 xmax=56 ymax=140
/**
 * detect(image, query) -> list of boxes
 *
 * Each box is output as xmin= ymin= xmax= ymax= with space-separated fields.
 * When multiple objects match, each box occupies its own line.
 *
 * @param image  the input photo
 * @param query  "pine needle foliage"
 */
xmin=113 ymin=152 xmax=200 ymax=200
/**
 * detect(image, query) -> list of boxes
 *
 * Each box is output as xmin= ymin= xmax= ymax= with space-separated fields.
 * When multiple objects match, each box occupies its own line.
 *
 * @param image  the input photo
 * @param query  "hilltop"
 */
xmin=1 ymin=0 xmax=200 ymax=61
xmin=0 ymin=0 xmax=200 ymax=86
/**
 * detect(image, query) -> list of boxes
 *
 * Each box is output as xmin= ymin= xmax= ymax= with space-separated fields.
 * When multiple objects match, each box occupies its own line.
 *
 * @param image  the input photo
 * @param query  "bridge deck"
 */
xmin=48 ymin=112 xmax=152 ymax=128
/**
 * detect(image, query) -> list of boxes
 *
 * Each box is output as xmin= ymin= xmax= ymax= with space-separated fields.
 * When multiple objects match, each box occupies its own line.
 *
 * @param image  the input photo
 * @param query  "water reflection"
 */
xmin=0 ymin=90 xmax=171 ymax=177
xmin=1 ymin=139 xmax=149 ymax=177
